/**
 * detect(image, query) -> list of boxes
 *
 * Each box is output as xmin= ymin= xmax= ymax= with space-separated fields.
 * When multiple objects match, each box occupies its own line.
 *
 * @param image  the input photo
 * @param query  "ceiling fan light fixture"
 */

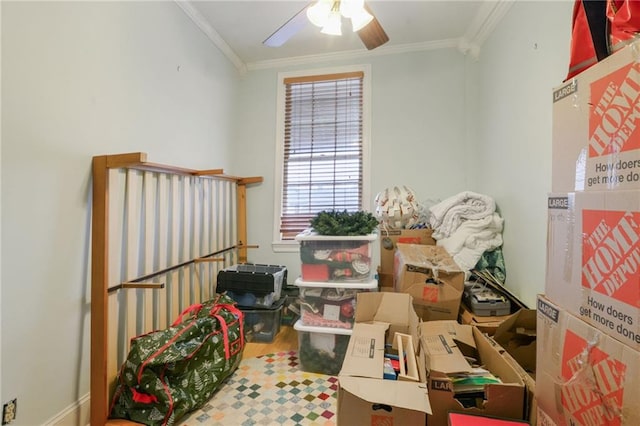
xmin=307 ymin=0 xmax=332 ymax=27
xmin=265 ymin=0 xmax=388 ymax=50
xmin=350 ymin=8 xmax=373 ymax=32
xmin=321 ymin=11 xmax=342 ymax=36
xmin=339 ymin=0 xmax=364 ymax=18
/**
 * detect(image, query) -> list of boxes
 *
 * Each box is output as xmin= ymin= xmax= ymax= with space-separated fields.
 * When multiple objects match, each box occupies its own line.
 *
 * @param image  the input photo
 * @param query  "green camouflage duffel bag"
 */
xmin=109 ymin=293 xmax=244 ymax=425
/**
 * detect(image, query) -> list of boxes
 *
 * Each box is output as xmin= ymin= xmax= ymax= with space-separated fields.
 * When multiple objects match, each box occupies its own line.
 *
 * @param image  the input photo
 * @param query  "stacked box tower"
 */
xmin=217 ymin=263 xmax=288 ymax=343
xmin=292 ymin=231 xmax=379 ymax=375
xmin=537 ymin=42 xmax=640 ymax=425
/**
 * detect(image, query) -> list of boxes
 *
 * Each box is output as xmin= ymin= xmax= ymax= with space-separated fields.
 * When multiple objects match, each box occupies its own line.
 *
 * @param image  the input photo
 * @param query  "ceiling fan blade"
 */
xmin=357 ymin=4 xmax=389 ymax=50
xmin=263 ymin=4 xmax=311 ymax=47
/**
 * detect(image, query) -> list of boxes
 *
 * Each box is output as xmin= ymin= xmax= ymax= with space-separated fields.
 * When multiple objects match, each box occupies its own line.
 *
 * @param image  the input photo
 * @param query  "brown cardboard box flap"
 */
xmin=394 ymin=245 xmax=465 ymax=321
xmin=395 ymin=243 xmax=462 ymax=273
xmin=421 ymin=320 xmax=475 ymax=348
xmin=338 ymin=375 xmax=432 ymax=414
xmin=420 ymin=321 xmax=476 ymax=374
xmin=354 ymin=292 xmax=420 ymax=345
xmin=338 ymin=292 xmax=432 ymax=423
xmin=378 ymin=228 xmax=435 ymax=275
xmin=340 ymin=322 xmax=387 ymax=379
xmin=355 ymin=291 xmax=413 ymax=324
xmin=494 ymin=309 xmax=537 ymax=340
xmin=494 ymin=309 xmax=537 ymax=373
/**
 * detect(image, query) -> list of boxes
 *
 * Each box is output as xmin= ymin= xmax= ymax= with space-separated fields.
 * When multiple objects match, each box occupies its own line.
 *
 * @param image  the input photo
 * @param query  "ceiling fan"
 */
xmin=263 ymin=0 xmax=389 ymax=50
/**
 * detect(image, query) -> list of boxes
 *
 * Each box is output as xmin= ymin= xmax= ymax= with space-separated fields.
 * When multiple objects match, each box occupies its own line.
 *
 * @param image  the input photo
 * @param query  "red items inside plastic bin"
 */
xmin=301 ymin=264 xmax=330 ymax=281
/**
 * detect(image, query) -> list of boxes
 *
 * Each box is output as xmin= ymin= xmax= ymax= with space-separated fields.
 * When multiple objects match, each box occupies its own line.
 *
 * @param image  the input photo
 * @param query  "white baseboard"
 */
xmin=43 ymin=393 xmax=90 ymax=426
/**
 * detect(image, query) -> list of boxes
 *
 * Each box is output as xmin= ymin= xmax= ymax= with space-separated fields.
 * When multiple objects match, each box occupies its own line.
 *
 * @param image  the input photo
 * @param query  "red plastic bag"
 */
xmin=566 ymin=0 xmax=609 ymax=80
xmin=608 ymin=0 xmax=640 ymax=50
xmin=566 ymin=0 xmax=640 ymax=81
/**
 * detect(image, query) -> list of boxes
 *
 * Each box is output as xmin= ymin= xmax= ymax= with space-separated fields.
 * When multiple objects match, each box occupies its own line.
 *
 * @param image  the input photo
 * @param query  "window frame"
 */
xmin=272 ymin=64 xmax=372 ymax=252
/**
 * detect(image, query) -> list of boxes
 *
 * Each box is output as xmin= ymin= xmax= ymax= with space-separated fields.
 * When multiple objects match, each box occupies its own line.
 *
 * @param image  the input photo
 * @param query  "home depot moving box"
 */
xmin=552 ymin=41 xmax=640 ymax=193
xmin=378 ymin=228 xmax=435 ymax=288
xmin=337 ymin=292 xmax=431 ymax=425
xmin=536 ymin=296 xmax=640 ymax=426
xmin=420 ymin=321 xmax=526 ymax=426
xmin=546 ymin=191 xmax=640 ymax=350
xmin=394 ymin=243 xmax=464 ymax=321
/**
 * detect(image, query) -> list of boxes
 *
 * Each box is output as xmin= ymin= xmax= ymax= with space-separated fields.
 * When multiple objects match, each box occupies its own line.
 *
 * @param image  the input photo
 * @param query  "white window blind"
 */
xmin=279 ymin=71 xmax=364 ymax=240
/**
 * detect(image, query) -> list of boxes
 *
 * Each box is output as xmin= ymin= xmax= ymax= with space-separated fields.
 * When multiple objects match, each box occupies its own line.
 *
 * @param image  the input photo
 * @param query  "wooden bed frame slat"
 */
xmin=91 ymin=153 xmax=261 ymax=425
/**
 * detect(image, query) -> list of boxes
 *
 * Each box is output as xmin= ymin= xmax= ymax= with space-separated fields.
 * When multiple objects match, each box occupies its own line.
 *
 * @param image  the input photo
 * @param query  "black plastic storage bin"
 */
xmin=217 ymin=263 xmax=287 ymax=308
xmin=241 ymin=297 xmax=285 ymax=343
xmin=280 ymin=285 xmax=300 ymax=326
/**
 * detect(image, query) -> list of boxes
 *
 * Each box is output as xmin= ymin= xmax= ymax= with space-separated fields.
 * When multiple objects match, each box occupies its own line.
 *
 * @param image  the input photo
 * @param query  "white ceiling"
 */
xmin=177 ymin=0 xmax=514 ymax=72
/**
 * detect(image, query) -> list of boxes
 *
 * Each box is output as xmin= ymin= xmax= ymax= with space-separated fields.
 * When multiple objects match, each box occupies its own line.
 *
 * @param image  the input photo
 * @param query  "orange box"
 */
xmin=546 ymin=191 xmax=640 ymax=350
xmin=552 ymin=42 xmax=640 ymax=192
xmin=378 ymin=228 xmax=435 ymax=275
xmin=536 ymin=296 xmax=640 ymax=426
xmin=394 ymin=244 xmax=464 ymax=321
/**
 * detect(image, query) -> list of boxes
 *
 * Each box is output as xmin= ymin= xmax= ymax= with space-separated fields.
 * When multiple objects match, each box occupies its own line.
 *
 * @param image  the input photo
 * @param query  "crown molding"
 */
xmin=246 ymin=38 xmax=460 ymax=71
xmin=178 ymin=0 xmax=514 ymax=73
xmin=174 ymin=0 xmax=248 ymax=74
xmin=458 ymin=0 xmax=515 ymax=59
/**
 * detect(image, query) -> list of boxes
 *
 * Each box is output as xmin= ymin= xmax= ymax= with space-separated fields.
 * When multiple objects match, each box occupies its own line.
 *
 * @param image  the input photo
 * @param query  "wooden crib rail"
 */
xmin=91 ymin=152 xmax=262 ymax=425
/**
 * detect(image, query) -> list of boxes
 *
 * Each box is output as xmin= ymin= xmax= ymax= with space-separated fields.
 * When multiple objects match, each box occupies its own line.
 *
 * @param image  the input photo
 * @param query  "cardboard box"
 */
xmin=379 ymin=227 xmax=435 ymax=276
xmin=420 ymin=321 xmax=526 ymax=426
xmin=487 ymin=313 xmax=537 ymax=425
xmin=493 ymin=309 xmax=537 ymax=374
xmin=337 ymin=292 xmax=431 ymax=425
xmin=536 ymin=296 xmax=640 ymax=426
xmin=377 ymin=271 xmax=394 ymax=289
xmin=546 ymin=191 xmax=640 ymax=350
xmin=394 ymin=244 xmax=465 ymax=321
xmin=552 ymin=41 xmax=640 ymax=193
xmin=501 ymin=351 xmax=536 ymax=426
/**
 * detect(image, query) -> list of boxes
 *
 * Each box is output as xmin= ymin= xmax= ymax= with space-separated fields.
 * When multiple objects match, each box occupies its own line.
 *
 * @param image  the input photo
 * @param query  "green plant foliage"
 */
xmin=310 ymin=210 xmax=378 ymax=236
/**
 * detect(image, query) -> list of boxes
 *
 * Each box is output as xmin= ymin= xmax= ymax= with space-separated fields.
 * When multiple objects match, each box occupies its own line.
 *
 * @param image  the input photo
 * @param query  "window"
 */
xmin=273 ymin=65 xmax=371 ymax=250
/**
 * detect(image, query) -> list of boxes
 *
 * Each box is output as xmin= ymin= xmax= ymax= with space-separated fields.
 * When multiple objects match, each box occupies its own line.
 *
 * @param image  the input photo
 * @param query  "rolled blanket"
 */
xmin=437 ymin=212 xmax=504 ymax=271
xmin=429 ymin=191 xmax=496 ymax=240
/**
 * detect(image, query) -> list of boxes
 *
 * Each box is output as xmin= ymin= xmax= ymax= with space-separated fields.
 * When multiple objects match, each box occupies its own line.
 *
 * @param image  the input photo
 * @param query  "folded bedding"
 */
xmin=429 ymin=191 xmax=496 ymax=240
xmin=436 ymin=212 xmax=504 ymax=271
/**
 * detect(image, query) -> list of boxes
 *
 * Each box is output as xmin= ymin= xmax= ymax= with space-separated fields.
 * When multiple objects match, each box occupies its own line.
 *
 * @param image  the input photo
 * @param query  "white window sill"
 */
xmin=272 ymin=241 xmax=300 ymax=253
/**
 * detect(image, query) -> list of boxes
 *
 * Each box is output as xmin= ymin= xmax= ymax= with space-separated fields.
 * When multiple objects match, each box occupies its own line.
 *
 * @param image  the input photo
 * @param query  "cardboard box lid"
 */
xmin=340 ymin=322 xmax=387 ymax=379
xmin=338 ymin=375 xmax=432 ymax=414
xmin=420 ymin=321 xmax=476 ymax=374
xmin=396 ymin=243 xmax=462 ymax=274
